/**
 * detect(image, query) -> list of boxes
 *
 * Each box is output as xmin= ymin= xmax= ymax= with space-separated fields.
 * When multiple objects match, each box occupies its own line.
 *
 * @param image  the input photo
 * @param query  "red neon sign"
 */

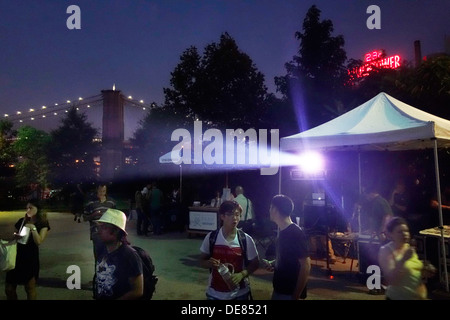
xmin=349 ymin=50 xmax=401 ymax=79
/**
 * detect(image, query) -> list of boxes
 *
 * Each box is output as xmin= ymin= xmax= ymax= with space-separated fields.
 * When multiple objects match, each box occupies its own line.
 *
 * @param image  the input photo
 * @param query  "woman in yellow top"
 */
xmin=378 ymin=217 xmax=436 ymax=300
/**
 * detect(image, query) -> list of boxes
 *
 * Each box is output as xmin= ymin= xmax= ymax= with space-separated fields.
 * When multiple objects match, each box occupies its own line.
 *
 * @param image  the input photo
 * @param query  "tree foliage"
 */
xmin=0 ymin=119 xmax=16 ymax=171
xmin=163 ymin=32 xmax=271 ymax=130
xmin=132 ymin=32 xmax=276 ymax=173
xmin=13 ymin=126 xmax=51 ymax=189
xmin=276 ymin=5 xmax=348 ymax=130
xmin=48 ymin=107 xmax=99 ymax=184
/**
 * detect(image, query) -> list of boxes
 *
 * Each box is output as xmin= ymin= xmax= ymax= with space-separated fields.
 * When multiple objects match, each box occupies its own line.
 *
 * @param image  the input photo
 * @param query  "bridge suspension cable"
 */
xmin=3 ymin=91 xmax=156 ymax=126
xmin=4 ymin=94 xmax=103 ymax=124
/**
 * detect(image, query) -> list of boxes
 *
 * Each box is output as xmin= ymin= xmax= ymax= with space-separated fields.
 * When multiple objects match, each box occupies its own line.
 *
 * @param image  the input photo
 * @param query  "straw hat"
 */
xmin=97 ymin=208 xmax=128 ymax=234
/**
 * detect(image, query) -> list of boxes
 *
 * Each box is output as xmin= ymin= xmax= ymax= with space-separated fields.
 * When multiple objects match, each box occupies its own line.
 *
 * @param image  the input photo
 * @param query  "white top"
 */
xmin=200 ymin=227 xmax=258 ymax=299
xmin=234 ymin=194 xmax=254 ymax=221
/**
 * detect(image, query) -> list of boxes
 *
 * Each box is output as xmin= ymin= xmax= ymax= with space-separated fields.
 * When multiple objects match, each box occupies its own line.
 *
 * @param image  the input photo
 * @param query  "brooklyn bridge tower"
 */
xmin=101 ymin=89 xmax=124 ymax=181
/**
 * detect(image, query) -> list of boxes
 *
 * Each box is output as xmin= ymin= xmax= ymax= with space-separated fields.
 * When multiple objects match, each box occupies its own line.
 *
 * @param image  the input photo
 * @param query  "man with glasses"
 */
xmin=199 ymin=200 xmax=259 ymax=300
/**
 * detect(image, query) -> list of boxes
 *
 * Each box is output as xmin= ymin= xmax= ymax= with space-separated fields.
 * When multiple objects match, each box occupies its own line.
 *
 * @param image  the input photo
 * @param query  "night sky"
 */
xmin=1 ymin=0 xmax=449 ymax=139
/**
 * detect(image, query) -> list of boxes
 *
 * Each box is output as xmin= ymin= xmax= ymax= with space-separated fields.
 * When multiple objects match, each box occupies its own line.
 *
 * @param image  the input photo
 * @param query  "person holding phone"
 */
xmin=378 ymin=217 xmax=436 ymax=300
xmin=4 ymin=199 xmax=50 ymax=300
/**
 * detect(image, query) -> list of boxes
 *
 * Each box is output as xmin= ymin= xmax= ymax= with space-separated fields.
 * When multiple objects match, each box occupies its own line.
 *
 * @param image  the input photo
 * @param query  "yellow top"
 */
xmin=384 ymin=242 xmax=426 ymax=300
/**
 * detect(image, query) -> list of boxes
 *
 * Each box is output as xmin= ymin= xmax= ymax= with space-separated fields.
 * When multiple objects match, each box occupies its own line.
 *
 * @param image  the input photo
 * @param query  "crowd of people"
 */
xmin=2 ymin=174 xmax=447 ymax=301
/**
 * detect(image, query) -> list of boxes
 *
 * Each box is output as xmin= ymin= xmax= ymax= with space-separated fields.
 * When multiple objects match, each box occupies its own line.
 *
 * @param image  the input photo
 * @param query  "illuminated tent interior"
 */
xmin=280 ymin=92 xmax=450 ymax=291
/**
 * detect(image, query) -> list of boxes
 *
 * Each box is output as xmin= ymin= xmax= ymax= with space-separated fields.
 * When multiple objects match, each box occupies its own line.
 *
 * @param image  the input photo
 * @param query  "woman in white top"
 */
xmin=378 ymin=217 xmax=436 ymax=299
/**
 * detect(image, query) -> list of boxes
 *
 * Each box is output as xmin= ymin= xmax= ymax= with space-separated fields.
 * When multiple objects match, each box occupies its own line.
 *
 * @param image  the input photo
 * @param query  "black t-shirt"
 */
xmin=273 ymin=223 xmax=309 ymax=296
xmin=95 ymin=243 xmax=143 ymax=300
xmin=362 ymin=195 xmax=392 ymax=233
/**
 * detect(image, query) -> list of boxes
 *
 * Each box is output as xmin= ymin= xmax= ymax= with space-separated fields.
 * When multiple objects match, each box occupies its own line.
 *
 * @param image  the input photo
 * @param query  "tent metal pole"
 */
xmin=358 ymin=152 xmax=362 ymax=194
xmin=179 ymin=164 xmax=182 ymax=203
xmin=358 ymin=152 xmax=362 ymax=233
xmin=433 ymin=139 xmax=449 ymax=292
xmin=278 ymin=165 xmax=282 ymax=194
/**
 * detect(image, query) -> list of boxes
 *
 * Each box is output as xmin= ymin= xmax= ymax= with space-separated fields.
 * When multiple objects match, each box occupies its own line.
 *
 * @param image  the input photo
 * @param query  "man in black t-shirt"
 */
xmin=94 ymin=209 xmax=143 ymax=300
xmin=264 ymin=194 xmax=311 ymax=300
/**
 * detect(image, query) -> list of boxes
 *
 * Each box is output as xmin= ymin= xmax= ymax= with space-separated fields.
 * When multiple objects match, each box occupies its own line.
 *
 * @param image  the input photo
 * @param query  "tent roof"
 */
xmin=280 ymin=92 xmax=450 ymax=152
xmin=159 ymin=151 xmax=181 ymax=164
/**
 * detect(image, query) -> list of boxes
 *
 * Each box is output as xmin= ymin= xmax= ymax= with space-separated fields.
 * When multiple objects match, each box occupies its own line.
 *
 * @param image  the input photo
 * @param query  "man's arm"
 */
xmin=231 ymin=257 xmax=259 ymax=285
xmin=292 ymin=257 xmax=311 ymax=300
xmin=431 ymin=199 xmax=450 ymax=210
xmin=117 ymin=274 xmax=144 ymax=300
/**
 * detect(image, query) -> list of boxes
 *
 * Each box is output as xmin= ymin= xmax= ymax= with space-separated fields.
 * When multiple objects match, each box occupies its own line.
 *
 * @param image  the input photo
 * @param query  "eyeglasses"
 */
xmin=224 ymin=211 xmax=241 ymax=218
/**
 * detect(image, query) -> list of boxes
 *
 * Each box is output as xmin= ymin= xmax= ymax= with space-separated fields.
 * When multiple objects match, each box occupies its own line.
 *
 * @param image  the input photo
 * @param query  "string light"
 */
xmin=4 ymin=92 xmax=152 ymax=126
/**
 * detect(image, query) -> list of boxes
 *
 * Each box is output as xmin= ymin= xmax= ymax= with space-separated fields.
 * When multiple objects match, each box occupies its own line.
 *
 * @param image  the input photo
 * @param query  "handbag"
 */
xmin=0 ymin=239 xmax=17 ymax=271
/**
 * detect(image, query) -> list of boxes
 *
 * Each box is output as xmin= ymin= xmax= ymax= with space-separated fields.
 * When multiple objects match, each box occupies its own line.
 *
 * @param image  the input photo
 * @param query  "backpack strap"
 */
xmin=237 ymin=229 xmax=249 ymax=268
xmin=208 ymin=229 xmax=220 ymax=258
xmin=209 ymin=228 xmax=248 ymax=268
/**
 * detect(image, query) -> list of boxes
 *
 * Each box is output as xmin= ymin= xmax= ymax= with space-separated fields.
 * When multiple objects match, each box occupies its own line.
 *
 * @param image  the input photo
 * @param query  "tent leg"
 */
xmin=278 ymin=165 xmax=282 ymax=194
xmin=358 ymin=152 xmax=362 ymax=194
xmin=179 ymin=164 xmax=182 ymax=203
xmin=358 ymin=152 xmax=362 ymax=234
xmin=433 ymin=139 xmax=449 ymax=292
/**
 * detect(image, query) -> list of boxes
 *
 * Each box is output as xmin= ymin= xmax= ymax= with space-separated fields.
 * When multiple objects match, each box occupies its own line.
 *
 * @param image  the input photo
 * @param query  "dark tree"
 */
xmin=276 ymin=5 xmax=348 ymax=130
xmin=0 ymin=119 xmax=16 ymax=175
xmin=130 ymin=103 xmax=178 ymax=175
xmin=48 ymin=107 xmax=99 ymax=184
xmin=410 ymin=55 xmax=450 ymax=118
xmin=163 ymin=32 xmax=271 ymax=130
xmin=13 ymin=126 xmax=51 ymax=190
xmin=132 ymin=33 xmax=276 ymax=174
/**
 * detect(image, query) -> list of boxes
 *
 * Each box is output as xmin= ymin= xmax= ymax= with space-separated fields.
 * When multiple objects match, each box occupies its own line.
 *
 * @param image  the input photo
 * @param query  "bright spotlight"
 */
xmin=298 ymin=151 xmax=324 ymax=173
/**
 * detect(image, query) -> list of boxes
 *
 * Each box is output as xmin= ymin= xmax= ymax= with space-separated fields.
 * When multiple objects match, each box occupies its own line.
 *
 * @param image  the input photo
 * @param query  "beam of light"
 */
xmin=289 ymin=77 xmax=309 ymax=133
xmin=297 ymin=151 xmax=324 ymax=174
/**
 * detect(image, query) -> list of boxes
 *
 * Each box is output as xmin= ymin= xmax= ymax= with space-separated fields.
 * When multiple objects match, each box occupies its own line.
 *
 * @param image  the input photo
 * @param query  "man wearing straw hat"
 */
xmin=94 ymin=208 xmax=143 ymax=300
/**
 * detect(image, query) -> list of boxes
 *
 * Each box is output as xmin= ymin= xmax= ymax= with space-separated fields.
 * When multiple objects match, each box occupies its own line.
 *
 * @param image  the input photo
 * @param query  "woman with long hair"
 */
xmin=4 ymin=198 xmax=50 ymax=300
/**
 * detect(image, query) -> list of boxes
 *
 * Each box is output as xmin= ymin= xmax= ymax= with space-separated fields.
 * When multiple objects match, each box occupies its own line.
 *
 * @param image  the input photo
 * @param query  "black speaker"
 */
xmin=357 ymin=240 xmax=381 ymax=275
xmin=303 ymin=204 xmax=328 ymax=232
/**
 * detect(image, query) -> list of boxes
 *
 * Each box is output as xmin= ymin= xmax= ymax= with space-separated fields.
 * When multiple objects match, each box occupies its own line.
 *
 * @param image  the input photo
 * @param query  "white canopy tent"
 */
xmin=280 ymin=92 xmax=450 ymax=291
